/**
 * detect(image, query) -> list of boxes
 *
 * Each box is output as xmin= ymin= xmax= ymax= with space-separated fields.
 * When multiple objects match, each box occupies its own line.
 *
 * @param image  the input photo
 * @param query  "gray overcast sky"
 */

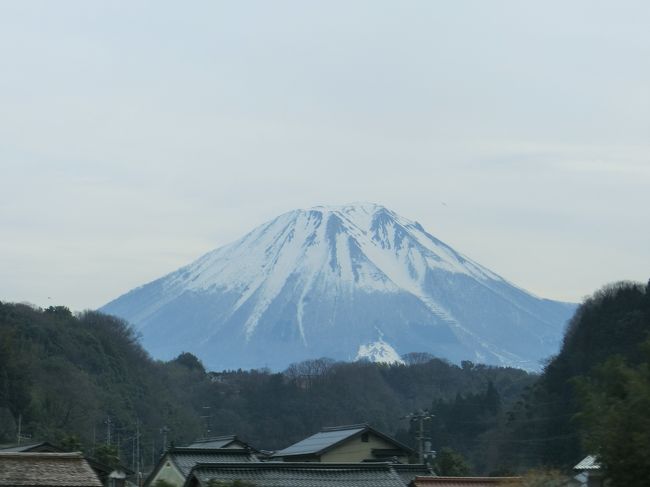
xmin=1 ymin=0 xmax=649 ymax=310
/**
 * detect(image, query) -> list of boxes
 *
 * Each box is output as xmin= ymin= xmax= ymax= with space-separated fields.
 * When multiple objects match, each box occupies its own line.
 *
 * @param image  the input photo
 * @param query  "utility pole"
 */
xmin=200 ymin=406 xmax=212 ymax=438
xmin=16 ymin=414 xmax=22 ymax=445
xmin=15 ymin=414 xmax=30 ymax=445
xmin=401 ymin=409 xmax=433 ymax=464
xmin=135 ymin=419 xmax=142 ymax=487
xmin=105 ymin=416 xmax=112 ymax=445
xmin=161 ymin=426 xmax=170 ymax=454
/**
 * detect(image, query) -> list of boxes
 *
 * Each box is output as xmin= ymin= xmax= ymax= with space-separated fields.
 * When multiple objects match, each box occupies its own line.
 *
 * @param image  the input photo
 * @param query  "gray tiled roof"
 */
xmin=170 ymin=448 xmax=259 ymax=476
xmin=187 ymin=462 xmax=408 ymax=487
xmin=0 ymin=452 xmax=102 ymax=487
xmin=413 ymin=477 xmax=522 ymax=487
xmin=573 ymin=455 xmax=600 ymax=471
xmin=184 ymin=436 xmax=237 ymax=449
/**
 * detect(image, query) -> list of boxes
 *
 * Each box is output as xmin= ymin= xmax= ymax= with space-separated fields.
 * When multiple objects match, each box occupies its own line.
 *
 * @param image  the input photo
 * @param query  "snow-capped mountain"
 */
xmin=101 ymin=203 xmax=576 ymax=371
xmin=355 ymin=338 xmax=405 ymax=365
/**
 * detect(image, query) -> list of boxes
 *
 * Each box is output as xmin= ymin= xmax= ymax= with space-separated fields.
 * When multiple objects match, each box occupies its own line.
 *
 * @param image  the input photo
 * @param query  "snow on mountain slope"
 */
xmin=101 ymin=203 xmax=576 ymax=371
xmin=356 ymin=339 xmax=405 ymax=365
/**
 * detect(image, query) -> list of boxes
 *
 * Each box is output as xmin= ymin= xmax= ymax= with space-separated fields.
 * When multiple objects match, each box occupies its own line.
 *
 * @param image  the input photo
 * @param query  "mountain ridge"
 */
xmin=101 ymin=203 xmax=576 ymax=371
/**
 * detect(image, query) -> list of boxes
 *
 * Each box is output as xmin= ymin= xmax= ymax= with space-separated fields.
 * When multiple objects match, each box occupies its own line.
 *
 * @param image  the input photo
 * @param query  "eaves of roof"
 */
xmin=185 ymin=461 xmax=409 ymax=487
xmin=413 ymin=476 xmax=522 ymax=487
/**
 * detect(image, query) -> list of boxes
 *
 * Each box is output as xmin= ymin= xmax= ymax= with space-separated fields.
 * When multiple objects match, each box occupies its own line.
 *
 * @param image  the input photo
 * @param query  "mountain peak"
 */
xmin=101 ymin=204 xmax=576 ymax=371
xmin=307 ymin=202 xmax=387 ymax=213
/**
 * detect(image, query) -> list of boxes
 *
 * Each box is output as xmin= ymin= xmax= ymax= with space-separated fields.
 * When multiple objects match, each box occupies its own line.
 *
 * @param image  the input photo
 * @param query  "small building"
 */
xmin=145 ymin=448 xmax=259 ymax=487
xmin=271 ymin=424 xmax=414 ymax=463
xmin=184 ymin=461 xmax=417 ymax=487
xmin=573 ymin=455 xmax=604 ymax=487
xmin=0 ymin=452 xmax=102 ymax=487
xmin=84 ymin=458 xmax=135 ymax=487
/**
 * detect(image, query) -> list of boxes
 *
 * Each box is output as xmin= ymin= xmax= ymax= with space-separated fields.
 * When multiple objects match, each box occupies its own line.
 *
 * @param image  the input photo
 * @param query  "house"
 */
xmin=183 ymin=461 xmax=426 ymax=487
xmin=84 ymin=458 xmax=135 ymax=487
xmin=271 ymin=424 xmax=414 ymax=463
xmin=0 ymin=452 xmax=102 ymax=487
xmin=573 ymin=455 xmax=604 ymax=487
xmin=144 ymin=448 xmax=259 ymax=487
xmin=411 ymin=476 xmax=522 ymax=487
xmin=0 ymin=442 xmax=134 ymax=487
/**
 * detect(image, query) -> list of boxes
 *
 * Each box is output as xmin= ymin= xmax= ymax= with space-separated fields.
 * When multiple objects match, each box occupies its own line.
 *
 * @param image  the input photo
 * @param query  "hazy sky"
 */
xmin=1 ymin=1 xmax=649 ymax=311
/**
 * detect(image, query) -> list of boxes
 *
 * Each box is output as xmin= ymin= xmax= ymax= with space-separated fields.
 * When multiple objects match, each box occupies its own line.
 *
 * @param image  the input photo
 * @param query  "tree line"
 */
xmin=0 ymin=300 xmax=533 ymax=473
xmin=1 ymin=277 xmax=649 ymax=484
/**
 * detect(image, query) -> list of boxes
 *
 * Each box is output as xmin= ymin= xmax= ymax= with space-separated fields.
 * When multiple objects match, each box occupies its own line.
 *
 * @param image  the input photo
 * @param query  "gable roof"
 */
xmin=185 ymin=462 xmax=409 ymax=487
xmin=272 ymin=424 xmax=414 ymax=458
xmin=145 ymin=447 xmax=259 ymax=486
xmin=573 ymin=455 xmax=601 ymax=471
xmin=0 ymin=452 xmax=102 ymax=487
xmin=169 ymin=448 xmax=259 ymax=476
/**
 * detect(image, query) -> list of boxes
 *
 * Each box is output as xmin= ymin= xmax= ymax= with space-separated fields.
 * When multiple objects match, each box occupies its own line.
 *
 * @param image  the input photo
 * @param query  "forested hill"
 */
xmin=496 ymin=279 xmax=650 ymax=473
xmin=0 ymin=304 xmax=205 ymax=456
xmin=0 ymin=301 xmax=534 ymax=474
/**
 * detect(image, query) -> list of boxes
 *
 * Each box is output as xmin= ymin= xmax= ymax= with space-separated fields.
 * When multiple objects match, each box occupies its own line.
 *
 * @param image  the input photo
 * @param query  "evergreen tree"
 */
xmin=433 ymin=447 xmax=471 ymax=476
xmin=576 ymin=342 xmax=650 ymax=487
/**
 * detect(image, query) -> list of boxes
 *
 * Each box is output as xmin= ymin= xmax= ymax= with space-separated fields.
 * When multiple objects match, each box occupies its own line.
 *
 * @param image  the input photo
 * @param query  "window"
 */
xmin=361 ymin=433 xmax=369 ymax=443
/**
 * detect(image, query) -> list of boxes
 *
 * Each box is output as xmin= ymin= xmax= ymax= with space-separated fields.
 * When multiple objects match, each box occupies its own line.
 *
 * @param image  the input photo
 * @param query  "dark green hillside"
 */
xmin=0 ymin=300 xmax=534 ymax=474
xmin=493 ymin=280 xmax=650 ymax=472
xmin=0 ymin=303 xmax=205 ymax=459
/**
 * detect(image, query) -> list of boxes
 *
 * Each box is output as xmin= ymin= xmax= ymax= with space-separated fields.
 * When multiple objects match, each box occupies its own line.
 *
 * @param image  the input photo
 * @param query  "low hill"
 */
xmin=494 ymin=279 xmax=650 ymax=470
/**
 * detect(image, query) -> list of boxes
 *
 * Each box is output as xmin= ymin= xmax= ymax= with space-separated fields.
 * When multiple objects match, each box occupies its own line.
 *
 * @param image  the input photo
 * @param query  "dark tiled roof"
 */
xmin=184 ymin=436 xmax=237 ymax=449
xmin=187 ymin=462 xmax=408 ymax=487
xmin=170 ymin=448 xmax=259 ymax=476
xmin=413 ymin=476 xmax=522 ymax=487
xmin=0 ymin=452 xmax=102 ymax=487
xmin=273 ymin=426 xmax=366 ymax=457
xmin=273 ymin=424 xmax=413 ymax=458
xmin=0 ymin=443 xmax=62 ymax=453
